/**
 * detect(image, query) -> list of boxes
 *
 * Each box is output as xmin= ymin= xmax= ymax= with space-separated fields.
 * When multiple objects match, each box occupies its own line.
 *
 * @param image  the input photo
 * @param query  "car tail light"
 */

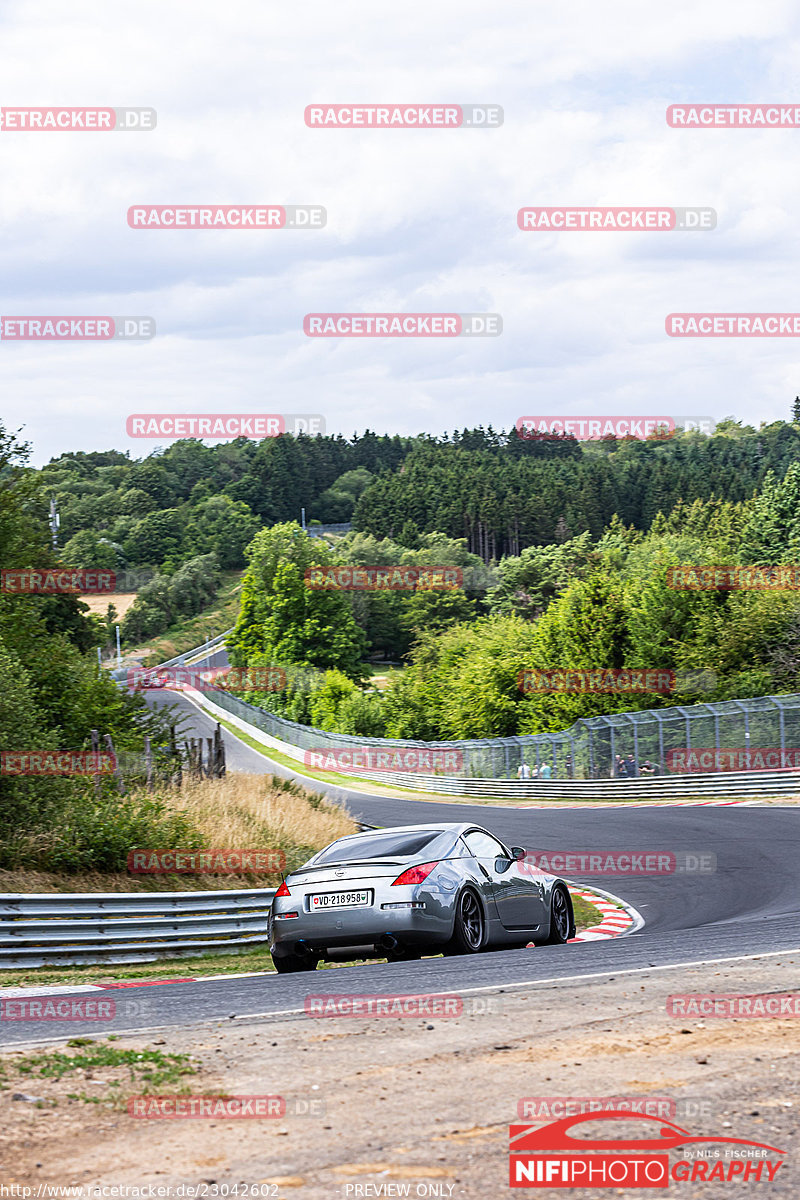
xmin=391 ymin=861 xmax=439 ymax=886
xmin=275 ymin=879 xmax=291 ymax=897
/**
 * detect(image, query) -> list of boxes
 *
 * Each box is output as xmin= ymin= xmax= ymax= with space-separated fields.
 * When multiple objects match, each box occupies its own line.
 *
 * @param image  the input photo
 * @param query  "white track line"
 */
xmin=6 ymin=946 xmax=800 ymax=1051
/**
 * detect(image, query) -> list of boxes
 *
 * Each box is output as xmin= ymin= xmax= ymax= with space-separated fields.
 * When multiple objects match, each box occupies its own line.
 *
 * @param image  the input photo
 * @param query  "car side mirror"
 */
xmin=511 ymin=847 xmax=526 ymax=860
xmin=494 ymin=857 xmax=513 ymax=874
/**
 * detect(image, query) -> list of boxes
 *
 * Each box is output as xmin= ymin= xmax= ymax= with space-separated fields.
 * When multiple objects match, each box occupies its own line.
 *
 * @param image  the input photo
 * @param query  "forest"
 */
xmin=7 ymin=414 xmax=800 ymax=750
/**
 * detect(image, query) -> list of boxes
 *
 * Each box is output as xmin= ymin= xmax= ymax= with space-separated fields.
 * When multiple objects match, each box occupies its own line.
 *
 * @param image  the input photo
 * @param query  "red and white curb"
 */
xmin=567 ymin=883 xmax=643 ymax=941
xmin=0 ymin=978 xmax=198 ymax=998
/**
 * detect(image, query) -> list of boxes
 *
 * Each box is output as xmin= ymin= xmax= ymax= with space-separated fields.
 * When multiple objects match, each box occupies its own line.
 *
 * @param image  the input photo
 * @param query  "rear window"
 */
xmin=314 ymin=830 xmax=445 ymax=865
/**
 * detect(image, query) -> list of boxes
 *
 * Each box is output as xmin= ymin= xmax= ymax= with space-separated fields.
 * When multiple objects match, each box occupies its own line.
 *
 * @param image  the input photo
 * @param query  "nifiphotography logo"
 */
xmin=509 ymin=1112 xmax=785 ymax=1187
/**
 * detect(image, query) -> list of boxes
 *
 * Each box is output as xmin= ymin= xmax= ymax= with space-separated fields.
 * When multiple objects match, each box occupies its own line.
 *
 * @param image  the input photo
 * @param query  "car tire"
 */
xmin=271 ymin=951 xmax=319 ymax=973
xmin=544 ymin=884 xmax=572 ymax=944
xmin=443 ymin=888 xmax=486 ymax=955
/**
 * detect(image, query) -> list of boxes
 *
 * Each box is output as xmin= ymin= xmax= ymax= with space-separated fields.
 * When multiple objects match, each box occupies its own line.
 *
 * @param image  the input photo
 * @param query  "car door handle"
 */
xmin=478 ymin=864 xmax=491 ymax=880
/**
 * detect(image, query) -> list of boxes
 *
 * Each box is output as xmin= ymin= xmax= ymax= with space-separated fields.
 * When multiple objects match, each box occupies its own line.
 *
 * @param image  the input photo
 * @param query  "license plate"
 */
xmin=309 ymin=890 xmax=371 ymax=910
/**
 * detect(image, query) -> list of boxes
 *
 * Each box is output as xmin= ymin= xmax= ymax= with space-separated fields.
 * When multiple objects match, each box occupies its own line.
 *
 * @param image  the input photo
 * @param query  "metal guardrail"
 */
xmin=305 ymin=522 xmax=353 ymax=537
xmin=331 ymin=768 xmax=800 ymax=800
xmin=108 ymin=629 xmax=233 ymax=683
xmin=0 ymin=888 xmax=275 ymax=969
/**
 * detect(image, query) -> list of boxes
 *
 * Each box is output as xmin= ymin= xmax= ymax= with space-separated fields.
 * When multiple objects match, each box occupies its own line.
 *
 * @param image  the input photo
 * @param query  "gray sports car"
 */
xmin=268 ymin=821 xmax=575 ymax=972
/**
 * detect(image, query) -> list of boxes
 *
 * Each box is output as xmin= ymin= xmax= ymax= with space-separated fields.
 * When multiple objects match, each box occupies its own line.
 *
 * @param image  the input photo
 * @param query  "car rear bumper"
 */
xmin=269 ymin=891 xmax=453 ymax=955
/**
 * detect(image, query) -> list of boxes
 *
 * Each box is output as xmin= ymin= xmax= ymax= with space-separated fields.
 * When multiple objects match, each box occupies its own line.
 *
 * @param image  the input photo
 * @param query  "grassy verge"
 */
xmin=0 ymin=894 xmax=605 ymax=988
xmin=571 ymin=894 xmax=605 ymax=931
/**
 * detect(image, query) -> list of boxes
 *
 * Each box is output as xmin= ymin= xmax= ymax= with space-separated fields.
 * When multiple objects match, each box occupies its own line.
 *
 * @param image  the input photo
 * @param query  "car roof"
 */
xmin=334 ymin=822 xmax=479 ymax=840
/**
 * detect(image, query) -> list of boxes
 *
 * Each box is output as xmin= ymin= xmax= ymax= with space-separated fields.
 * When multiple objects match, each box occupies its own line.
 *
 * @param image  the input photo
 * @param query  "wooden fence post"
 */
xmin=104 ymin=733 xmax=126 ymax=795
xmin=214 ymin=724 xmax=226 ymax=778
xmin=170 ymin=724 xmax=182 ymax=789
xmin=144 ymin=737 xmax=154 ymax=791
xmin=91 ymin=729 xmax=101 ymax=798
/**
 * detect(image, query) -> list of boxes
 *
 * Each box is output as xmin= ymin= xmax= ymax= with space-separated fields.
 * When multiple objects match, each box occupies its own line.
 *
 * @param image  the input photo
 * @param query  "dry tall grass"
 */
xmin=159 ymin=772 xmax=357 ymax=864
xmin=0 ymin=774 xmax=357 ymax=893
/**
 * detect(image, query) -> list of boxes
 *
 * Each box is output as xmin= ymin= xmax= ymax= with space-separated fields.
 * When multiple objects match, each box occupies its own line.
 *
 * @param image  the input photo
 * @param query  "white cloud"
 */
xmin=1 ymin=0 xmax=799 ymax=463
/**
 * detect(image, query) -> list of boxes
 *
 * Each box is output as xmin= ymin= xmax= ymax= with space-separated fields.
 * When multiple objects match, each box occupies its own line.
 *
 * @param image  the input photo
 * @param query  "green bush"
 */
xmin=26 ymin=790 xmax=203 ymax=874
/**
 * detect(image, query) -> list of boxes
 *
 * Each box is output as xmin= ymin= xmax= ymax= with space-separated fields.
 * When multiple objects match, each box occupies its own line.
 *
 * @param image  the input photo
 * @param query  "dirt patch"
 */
xmin=81 ymin=592 xmax=139 ymax=620
xmin=1 ymin=955 xmax=799 ymax=1196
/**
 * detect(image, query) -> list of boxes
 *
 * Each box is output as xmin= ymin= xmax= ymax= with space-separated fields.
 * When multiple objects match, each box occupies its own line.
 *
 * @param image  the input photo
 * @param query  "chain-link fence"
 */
xmin=205 ymin=687 xmax=800 ymax=780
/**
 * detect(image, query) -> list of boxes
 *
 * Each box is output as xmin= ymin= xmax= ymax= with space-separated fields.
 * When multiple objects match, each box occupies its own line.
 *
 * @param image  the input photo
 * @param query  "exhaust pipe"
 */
xmin=377 ymin=934 xmax=400 ymax=953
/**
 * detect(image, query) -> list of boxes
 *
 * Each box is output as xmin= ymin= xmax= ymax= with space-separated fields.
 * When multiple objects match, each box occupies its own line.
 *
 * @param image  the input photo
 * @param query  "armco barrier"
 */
xmin=108 ymin=628 xmax=233 ymax=683
xmin=324 ymin=767 xmax=800 ymax=799
xmin=0 ymin=888 xmax=275 ymax=968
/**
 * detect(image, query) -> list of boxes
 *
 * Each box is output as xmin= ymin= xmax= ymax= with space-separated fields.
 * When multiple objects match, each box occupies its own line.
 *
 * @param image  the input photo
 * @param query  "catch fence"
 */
xmin=206 ymin=687 xmax=800 ymax=780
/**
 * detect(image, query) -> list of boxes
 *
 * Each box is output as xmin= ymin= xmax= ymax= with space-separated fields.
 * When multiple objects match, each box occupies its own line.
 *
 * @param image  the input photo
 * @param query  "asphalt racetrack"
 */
xmin=4 ymin=660 xmax=798 ymax=1045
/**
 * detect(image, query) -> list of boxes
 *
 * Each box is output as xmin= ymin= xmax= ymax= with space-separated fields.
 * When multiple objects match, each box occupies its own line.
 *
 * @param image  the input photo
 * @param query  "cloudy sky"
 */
xmin=1 ymin=0 xmax=799 ymax=465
